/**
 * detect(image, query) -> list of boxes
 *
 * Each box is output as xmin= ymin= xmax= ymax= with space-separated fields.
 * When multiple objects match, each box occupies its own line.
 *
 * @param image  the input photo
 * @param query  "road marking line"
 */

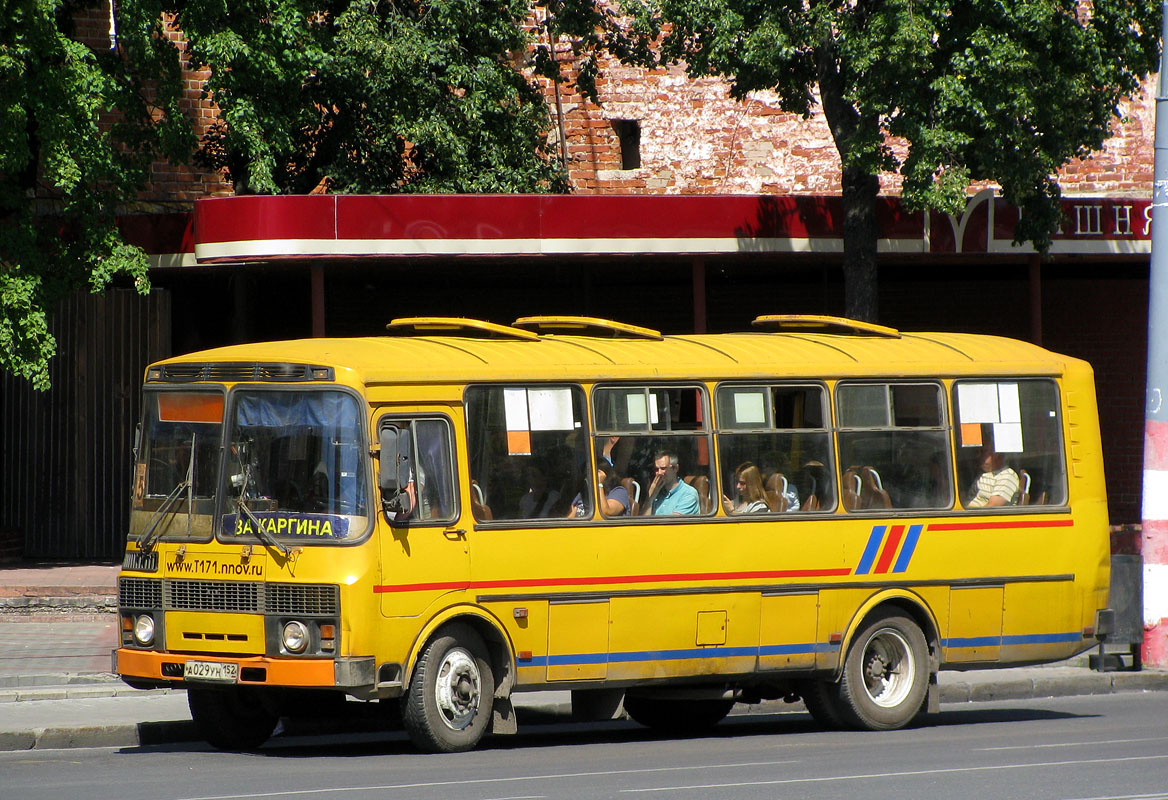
xmin=978 ymin=736 xmax=1168 ymax=751
xmin=169 ymin=760 xmax=800 ymax=800
xmin=619 ymin=754 xmax=1168 ymax=793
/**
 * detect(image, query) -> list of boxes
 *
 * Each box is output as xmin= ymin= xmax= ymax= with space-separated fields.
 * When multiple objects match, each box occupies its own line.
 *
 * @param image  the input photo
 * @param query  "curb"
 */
xmin=936 ymin=670 xmax=1168 ymax=703
xmin=2 ymin=671 xmax=1167 ymax=752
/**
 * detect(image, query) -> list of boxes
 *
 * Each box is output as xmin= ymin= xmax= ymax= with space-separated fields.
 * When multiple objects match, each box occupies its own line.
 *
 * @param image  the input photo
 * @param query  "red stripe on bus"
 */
xmin=927 ymin=519 xmax=1074 ymax=531
xmin=374 ymin=567 xmax=854 ymax=594
xmin=874 ymin=525 xmax=905 ymax=574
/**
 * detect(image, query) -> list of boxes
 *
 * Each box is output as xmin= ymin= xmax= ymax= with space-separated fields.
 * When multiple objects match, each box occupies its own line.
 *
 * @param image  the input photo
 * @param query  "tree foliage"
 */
xmin=166 ymin=0 xmax=568 ymax=194
xmin=1 ymin=0 xmax=190 ymax=389
xmin=553 ymin=0 xmax=1161 ymax=321
xmin=2 ymin=0 xmax=568 ymax=388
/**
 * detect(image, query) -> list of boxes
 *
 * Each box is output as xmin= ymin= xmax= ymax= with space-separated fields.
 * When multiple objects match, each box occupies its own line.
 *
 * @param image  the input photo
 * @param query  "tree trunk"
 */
xmin=815 ymin=36 xmax=881 ymax=323
xmin=840 ymin=164 xmax=879 ymax=322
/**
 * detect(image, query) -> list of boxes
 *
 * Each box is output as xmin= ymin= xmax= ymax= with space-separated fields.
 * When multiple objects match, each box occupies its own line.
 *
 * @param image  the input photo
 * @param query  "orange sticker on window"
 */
xmin=960 ymin=423 xmax=983 ymax=447
xmin=157 ymin=393 xmax=224 ymax=423
xmin=506 ymin=430 xmax=532 ymax=456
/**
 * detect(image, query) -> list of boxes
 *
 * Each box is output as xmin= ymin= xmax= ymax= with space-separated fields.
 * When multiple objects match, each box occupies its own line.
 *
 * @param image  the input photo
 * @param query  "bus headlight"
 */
xmin=133 ymin=614 xmax=156 ymax=646
xmin=282 ymin=620 xmax=310 ymax=654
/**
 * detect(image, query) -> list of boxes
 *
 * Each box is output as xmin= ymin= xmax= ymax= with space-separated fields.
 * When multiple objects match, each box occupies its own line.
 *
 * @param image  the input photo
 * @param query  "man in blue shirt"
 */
xmin=643 ymin=450 xmax=700 ymax=515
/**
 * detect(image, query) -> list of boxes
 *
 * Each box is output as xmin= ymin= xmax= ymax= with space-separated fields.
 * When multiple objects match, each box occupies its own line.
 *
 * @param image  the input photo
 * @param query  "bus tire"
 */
xmin=402 ymin=623 xmax=494 ymax=753
xmin=623 ymin=696 xmax=734 ymax=734
xmin=187 ymin=686 xmax=278 ymax=750
xmin=835 ymin=611 xmax=929 ymax=731
xmin=798 ymin=679 xmax=846 ymax=730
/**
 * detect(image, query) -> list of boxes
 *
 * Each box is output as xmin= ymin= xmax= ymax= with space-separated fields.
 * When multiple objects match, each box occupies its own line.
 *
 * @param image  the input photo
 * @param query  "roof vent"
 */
xmin=512 ymin=316 xmax=662 ymax=340
xmin=751 ymin=314 xmax=900 ymax=338
xmin=386 ymin=317 xmax=539 ymax=341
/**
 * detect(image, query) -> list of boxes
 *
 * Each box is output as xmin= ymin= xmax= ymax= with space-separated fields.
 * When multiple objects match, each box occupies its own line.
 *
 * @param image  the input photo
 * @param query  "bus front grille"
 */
xmin=154 ymin=363 xmax=332 ymax=382
xmin=119 ymin=577 xmax=163 ymax=609
xmin=119 ymin=577 xmax=338 ymax=616
xmin=167 ymin=580 xmax=260 ymax=613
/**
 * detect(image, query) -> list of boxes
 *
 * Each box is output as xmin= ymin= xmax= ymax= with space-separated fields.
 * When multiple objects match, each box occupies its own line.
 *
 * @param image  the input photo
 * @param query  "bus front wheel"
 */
xmin=187 ymin=686 xmax=278 ymax=750
xmin=835 ymin=611 xmax=929 ymax=731
xmin=402 ymin=624 xmax=495 ymax=753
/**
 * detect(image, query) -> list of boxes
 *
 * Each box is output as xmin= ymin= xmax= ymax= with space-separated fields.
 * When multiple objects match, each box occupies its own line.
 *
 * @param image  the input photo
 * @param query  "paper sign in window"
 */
xmin=626 ymin=393 xmax=648 ymax=426
xmin=649 ymin=394 xmax=660 ymax=425
xmin=504 ymin=388 xmax=532 ymax=455
xmin=733 ymin=391 xmax=767 ymax=426
xmin=998 ymin=383 xmax=1021 ymax=423
xmin=528 ymin=388 xmax=574 ymax=431
xmin=957 ymin=384 xmax=1000 ymax=424
xmin=504 ymin=388 xmax=529 ymax=430
xmin=993 ymin=422 xmax=1024 ymax=453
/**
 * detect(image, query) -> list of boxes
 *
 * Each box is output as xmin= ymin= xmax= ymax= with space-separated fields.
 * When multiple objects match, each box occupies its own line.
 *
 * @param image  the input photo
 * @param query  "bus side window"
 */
xmin=466 ymin=385 xmax=591 ymax=521
xmin=953 ymin=380 xmax=1066 ymax=508
xmin=376 ymin=417 xmax=457 ymax=524
xmin=714 ymin=384 xmax=835 ymax=514
xmin=593 ymin=385 xmax=714 ymax=517
xmin=836 ymin=382 xmax=953 ymax=510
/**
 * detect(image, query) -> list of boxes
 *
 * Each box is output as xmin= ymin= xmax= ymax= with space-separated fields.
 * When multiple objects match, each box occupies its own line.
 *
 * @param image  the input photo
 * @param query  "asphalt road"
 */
xmin=2 ymin=691 xmax=1167 ymax=800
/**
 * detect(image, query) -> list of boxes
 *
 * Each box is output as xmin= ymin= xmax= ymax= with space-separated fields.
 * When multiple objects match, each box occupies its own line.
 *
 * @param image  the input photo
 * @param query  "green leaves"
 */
xmin=174 ymin=0 xmax=566 ymax=194
xmin=1 ymin=0 xmax=183 ymax=389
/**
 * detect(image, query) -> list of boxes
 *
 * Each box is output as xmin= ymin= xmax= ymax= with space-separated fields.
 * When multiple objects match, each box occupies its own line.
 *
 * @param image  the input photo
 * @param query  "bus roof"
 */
xmin=152 ymin=318 xmax=1084 ymax=386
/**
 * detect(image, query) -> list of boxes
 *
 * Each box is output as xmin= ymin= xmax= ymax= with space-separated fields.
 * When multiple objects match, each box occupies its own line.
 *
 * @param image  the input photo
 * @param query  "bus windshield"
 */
xmin=130 ymin=390 xmax=225 ymax=546
xmin=222 ymin=389 xmax=369 ymax=544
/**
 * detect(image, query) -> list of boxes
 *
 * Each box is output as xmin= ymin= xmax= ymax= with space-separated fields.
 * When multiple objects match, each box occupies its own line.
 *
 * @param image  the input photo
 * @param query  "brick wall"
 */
xmin=73 ymin=7 xmax=232 ymax=202
xmin=541 ymin=42 xmax=1156 ymax=199
xmin=71 ymin=10 xmax=1158 ymax=203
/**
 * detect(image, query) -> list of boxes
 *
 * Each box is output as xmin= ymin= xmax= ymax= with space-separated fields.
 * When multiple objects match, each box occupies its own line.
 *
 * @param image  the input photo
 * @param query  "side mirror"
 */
xmin=379 ymin=425 xmax=412 ymax=515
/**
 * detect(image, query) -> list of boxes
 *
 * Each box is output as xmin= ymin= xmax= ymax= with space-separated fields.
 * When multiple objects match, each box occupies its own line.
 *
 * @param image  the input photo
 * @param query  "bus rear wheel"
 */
xmin=187 ymin=686 xmax=278 ymax=750
xmin=623 ymin=696 xmax=734 ymax=734
xmin=402 ymin=624 xmax=494 ymax=753
xmin=835 ymin=611 xmax=929 ymax=730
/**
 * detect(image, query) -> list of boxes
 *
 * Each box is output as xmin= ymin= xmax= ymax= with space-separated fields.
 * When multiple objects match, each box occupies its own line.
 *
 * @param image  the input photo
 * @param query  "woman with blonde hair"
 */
xmin=722 ymin=462 xmax=770 ymax=515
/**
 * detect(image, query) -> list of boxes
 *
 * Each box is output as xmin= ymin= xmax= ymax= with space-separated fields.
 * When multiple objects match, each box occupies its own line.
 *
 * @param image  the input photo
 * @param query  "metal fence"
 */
xmin=1 ymin=288 xmax=171 ymax=559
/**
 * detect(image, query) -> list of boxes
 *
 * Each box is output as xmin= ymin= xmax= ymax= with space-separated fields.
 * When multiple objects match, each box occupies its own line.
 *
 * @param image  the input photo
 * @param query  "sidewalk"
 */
xmin=2 ymin=560 xmax=1166 ymax=752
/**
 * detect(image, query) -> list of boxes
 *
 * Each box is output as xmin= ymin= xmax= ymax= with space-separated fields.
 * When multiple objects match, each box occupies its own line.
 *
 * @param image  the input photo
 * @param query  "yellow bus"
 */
xmin=114 ymin=315 xmax=1112 ymax=752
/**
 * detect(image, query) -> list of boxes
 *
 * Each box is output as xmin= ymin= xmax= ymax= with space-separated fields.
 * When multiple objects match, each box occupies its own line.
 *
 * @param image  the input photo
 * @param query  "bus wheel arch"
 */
xmin=405 ymin=609 xmax=515 ymax=698
xmin=841 ymin=593 xmax=941 ymax=677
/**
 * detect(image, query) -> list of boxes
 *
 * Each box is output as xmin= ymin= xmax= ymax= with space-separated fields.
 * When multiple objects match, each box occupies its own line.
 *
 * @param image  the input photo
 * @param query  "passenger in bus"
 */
xmin=598 ymin=457 xmax=631 ymax=516
xmin=588 ymin=457 xmax=631 ymax=517
xmin=966 ymin=446 xmax=1020 ymax=507
xmin=642 ymin=450 xmax=700 ymax=515
xmin=722 ymin=462 xmax=770 ymax=515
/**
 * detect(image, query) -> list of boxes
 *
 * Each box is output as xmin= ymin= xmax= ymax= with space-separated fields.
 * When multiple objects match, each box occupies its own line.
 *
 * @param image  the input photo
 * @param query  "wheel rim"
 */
xmin=433 ymin=647 xmax=482 ymax=731
xmin=860 ymin=626 xmax=915 ymax=708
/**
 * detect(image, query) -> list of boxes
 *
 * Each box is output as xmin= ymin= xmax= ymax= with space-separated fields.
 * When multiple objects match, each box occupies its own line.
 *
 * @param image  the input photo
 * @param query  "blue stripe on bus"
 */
xmin=522 ymin=631 xmax=1081 ymax=668
xmin=534 ymin=641 xmax=836 ymax=667
xmin=943 ymin=632 xmax=1082 ymax=648
xmin=855 ymin=526 xmax=886 ymax=575
xmin=891 ymin=524 xmax=923 ymax=573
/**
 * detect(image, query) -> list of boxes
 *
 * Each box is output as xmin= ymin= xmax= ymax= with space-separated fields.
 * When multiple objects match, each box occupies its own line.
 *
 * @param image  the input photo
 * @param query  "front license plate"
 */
xmin=183 ymin=660 xmax=239 ymax=683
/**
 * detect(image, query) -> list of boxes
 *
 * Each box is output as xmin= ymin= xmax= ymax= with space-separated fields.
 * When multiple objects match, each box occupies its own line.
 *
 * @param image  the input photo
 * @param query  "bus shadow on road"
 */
xmin=122 ymin=705 xmax=1094 ymax=759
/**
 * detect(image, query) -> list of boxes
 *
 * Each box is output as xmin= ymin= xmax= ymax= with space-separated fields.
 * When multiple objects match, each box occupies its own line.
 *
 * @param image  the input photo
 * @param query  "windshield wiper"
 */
xmin=234 ymin=461 xmax=293 ymax=559
xmin=138 ymin=435 xmax=196 ymax=555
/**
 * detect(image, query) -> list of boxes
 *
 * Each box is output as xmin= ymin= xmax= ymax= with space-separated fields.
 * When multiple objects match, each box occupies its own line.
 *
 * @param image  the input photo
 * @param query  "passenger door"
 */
xmin=376 ymin=411 xmax=470 ymax=618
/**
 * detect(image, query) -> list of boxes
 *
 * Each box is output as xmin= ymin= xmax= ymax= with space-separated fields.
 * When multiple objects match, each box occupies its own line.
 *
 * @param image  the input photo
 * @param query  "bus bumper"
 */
xmin=112 ymin=648 xmax=375 ymax=692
